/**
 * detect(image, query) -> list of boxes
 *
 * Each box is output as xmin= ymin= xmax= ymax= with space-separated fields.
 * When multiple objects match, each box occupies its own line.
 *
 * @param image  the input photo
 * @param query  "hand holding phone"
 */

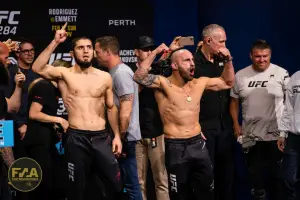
xmin=178 ymin=36 xmax=194 ymax=46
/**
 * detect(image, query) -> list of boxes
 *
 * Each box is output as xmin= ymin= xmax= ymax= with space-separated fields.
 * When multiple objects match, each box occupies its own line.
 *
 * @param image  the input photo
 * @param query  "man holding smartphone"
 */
xmin=194 ymin=24 xmax=235 ymax=200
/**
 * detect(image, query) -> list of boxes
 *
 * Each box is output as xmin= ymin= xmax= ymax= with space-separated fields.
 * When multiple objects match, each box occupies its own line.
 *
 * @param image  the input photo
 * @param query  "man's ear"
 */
xmin=249 ymin=52 xmax=252 ymax=60
xmin=134 ymin=49 xmax=139 ymax=57
xmin=69 ymin=50 xmax=74 ymax=58
xmin=171 ymin=62 xmax=178 ymax=71
xmin=204 ymin=37 xmax=211 ymax=45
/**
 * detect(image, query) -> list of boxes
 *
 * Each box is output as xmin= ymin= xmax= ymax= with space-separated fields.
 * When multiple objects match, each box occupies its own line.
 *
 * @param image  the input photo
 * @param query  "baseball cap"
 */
xmin=136 ymin=36 xmax=156 ymax=50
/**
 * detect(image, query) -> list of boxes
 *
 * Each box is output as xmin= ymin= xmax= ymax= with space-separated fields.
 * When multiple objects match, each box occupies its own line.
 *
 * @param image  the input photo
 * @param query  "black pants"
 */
xmin=25 ymin=144 xmax=59 ymax=200
xmin=165 ymin=134 xmax=214 ymax=200
xmin=65 ymin=128 xmax=122 ymax=200
xmin=282 ymin=133 xmax=300 ymax=200
xmin=202 ymin=129 xmax=235 ymax=200
xmin=245 ymin=141 xmax=283 ymax=200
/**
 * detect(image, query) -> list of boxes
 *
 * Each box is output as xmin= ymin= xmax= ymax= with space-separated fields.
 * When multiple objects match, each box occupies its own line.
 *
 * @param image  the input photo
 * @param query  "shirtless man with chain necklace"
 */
xmin=133 ymin=43 xmax=235 ymax=200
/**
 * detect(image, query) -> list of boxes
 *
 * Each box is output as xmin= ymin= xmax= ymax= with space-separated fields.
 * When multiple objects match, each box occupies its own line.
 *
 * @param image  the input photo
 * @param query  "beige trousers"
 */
xmin=136 ymin=134 xmax=169 ymax=200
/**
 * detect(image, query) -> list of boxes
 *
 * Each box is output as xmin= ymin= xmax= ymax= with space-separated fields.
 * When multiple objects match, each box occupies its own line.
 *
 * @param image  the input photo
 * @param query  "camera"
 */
xmin=149 ymin=58 xmax=172 ymax=77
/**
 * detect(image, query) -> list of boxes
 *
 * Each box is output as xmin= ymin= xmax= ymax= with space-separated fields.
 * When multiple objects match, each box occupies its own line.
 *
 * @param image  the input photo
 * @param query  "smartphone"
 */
xmin=179 ymin=36 xmax=194 ymax=46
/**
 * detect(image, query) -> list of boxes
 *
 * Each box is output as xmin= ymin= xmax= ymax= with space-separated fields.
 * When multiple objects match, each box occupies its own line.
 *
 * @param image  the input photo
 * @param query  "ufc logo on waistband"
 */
xmin=0 ymin=11 xmax=20 ymax=25
xmin=248 ymin=81 xmax=268 ymax=88
xmin=170 ymin=174 xmax=178 ymax=193
xmin=68 ymin=162 xmax=74 ymax=182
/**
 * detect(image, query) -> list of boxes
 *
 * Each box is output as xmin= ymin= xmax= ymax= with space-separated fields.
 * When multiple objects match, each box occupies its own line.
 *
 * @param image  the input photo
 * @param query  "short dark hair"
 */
xmin=18 ymin=38 xmax=35 ymax=50
xmin=95 ymin=36 xmax=120 ymax=55
xmin=71 ymin=37 xmax=92 ymax=51
xmin=251 ymin=39 xmax=271 ymax=53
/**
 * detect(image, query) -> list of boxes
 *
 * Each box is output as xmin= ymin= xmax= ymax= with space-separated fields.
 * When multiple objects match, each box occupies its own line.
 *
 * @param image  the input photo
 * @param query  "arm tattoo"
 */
xmin=134 ymin=67 xmax=158 ymax=87
xmin=119 ymin=94 xmax=134 ymax=102
xmin=0 ymin=147 xmax=14 ymax=167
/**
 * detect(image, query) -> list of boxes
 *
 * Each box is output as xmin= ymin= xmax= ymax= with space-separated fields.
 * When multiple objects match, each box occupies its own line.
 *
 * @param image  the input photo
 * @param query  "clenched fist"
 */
xmin=218 ymin=47 xmax=232 ymax=61
xmin=3 ymin=39 xmax=19 ymax=52
xmin=15 ymin=71 xmax=26 ymax=87
xmin=154 ymin=43 xmax=169 ymax=55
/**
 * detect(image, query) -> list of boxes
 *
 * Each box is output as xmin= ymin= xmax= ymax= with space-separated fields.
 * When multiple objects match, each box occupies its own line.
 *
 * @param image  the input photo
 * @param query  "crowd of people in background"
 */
xmin=0 ymin=23 xmax=299 ymax=200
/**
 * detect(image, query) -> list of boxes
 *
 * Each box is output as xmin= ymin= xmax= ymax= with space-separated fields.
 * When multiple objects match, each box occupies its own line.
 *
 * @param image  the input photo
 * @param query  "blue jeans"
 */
xmin=283 ymin=133 xmax=300 ymax=200
xmin=118 ymin=141 xmax=142 ymax=200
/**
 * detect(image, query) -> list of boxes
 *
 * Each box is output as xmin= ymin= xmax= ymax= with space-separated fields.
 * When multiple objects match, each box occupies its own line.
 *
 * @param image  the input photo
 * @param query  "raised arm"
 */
xmin=32 ymin=29 xmax=68 ymax=80
xmin=205 ymin=47 xmax=235 ymax=91
xmin=6 ymin=71 xmax=25 ymax=113
xmin=133 ymin=43 xmax=169 ymax=88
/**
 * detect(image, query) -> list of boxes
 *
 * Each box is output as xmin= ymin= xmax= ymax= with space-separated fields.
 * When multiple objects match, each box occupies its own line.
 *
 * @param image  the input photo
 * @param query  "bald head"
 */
xmin=170 ymin=49 xmax=192 ymax=62
xmin=0 ymin=42 xmax=9 ymax=53
xmin=0 ymin=42 xmax=9 ymax=67
xmin=170 ymin=49 xmax=195 ymax=81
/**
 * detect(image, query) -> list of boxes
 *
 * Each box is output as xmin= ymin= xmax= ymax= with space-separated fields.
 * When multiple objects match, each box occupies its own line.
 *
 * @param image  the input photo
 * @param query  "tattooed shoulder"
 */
xmin=119 ymin=93 xmax=134 ymax=102
xmin=164 ymin=77 xmax=172 ymax=87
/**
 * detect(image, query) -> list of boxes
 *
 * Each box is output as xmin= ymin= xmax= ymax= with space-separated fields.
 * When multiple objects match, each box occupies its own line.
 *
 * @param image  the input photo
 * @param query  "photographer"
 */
xmin=194 ymin=24 xmax=235 ymax=200
xmin=133 ymin=36 xmax=169 ymax=200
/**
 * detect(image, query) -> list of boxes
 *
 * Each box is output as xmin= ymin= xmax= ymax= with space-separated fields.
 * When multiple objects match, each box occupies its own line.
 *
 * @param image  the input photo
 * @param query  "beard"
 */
xmin=74 ymin=55 xmax=93 ymax=69
xmin=179 ymin=68 xmax=193 ymax=82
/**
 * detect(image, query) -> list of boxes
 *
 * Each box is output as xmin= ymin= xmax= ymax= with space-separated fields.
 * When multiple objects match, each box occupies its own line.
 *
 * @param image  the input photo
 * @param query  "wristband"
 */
xmin=224 ymin=57 xmax=233 ymax=63
xmin=279 ymin=131 xmax=286 ymax=138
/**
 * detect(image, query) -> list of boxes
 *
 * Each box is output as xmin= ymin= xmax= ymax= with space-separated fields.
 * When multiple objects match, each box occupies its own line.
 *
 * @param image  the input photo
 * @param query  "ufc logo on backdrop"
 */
xmin=248 ymin=81 xmax=268 ymax=88
xmin=49 ymin=53 xmax=75 ymax=65
xmin=0 ymin=11 xmax=20 ymax=24
xmin=8 ymin=57 xmax=17 ymax=65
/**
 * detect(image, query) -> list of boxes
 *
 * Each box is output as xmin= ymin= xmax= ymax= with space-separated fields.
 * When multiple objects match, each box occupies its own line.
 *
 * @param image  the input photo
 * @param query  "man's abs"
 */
xmin=163 ymin=122 xmax=201 ymax=139
xmin=68 ymin=114 xmax=106 ymax=130
xmin=64 ymin=96 xmax=107 ymax=131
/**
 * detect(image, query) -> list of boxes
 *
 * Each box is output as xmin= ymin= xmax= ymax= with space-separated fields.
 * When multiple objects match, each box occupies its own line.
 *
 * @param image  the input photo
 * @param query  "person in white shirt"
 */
xmin=278 ymin=70 xmax=300 ymax=200
xmin=230 ymin=39 xmax=289 ymax=200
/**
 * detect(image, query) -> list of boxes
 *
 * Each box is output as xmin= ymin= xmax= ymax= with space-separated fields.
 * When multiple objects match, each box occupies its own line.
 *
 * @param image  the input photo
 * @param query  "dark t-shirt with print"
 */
xmin=24 ymin=80 xmax=59 ymax=145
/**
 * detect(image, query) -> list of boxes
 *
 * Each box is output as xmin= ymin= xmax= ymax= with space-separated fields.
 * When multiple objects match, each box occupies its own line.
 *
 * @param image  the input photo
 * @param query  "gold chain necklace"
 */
xmin=182 ymin=84 xmax=192 ymax=102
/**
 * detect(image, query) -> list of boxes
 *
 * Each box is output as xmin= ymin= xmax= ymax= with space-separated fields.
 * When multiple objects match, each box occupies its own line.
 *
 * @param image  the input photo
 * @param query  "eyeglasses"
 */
xmin=19 ymin=49 xmax=35 ymax=55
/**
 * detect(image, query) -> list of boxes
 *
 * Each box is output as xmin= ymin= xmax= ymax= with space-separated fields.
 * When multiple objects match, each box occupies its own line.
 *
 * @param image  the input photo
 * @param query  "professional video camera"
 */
xmin=149 ymin=58 xmax=172 ymax=77
xmin=150 ymin=59 xmax=172 ymax=77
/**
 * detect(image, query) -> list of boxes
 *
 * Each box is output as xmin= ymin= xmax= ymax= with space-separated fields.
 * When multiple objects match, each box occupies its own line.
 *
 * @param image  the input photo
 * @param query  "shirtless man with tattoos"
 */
xmin=133 ymin=43 xmax=235 ymax=200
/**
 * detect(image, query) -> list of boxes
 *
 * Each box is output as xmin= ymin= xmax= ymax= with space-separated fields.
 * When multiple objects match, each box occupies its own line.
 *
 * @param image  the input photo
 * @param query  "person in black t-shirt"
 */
xmin=23 ymin=63 xmax=69 ymax=200
xmin=194 ymin=24 xmax=235 ymax=200
xmin=131 ymin=36 xmax=169 ymax=200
